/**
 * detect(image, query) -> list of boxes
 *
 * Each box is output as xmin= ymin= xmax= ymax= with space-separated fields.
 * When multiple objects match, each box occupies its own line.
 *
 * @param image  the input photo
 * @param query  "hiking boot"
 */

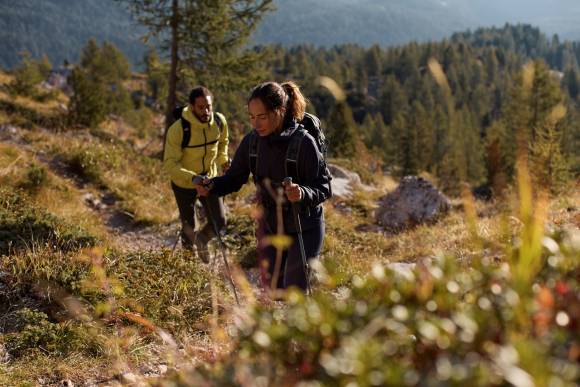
xmin=194 ymin=231 xmax=210 ymax=264
xmin=181 ymin=223 xmax=196 ymax=251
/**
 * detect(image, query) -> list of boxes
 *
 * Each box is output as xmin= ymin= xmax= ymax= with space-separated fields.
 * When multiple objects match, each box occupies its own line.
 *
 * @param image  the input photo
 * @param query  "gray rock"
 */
xmin=327 ymin=163 xmax=375 ymax=199
xmin=375 ymin=176 xmax=450 ymax=232
xmin=328 ymin=163 xmax=361 ymax=185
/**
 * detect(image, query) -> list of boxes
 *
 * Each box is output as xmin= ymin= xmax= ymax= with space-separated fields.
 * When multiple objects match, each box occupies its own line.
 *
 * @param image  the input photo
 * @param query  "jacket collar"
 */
xmin=267 ymin=119 xmax=300 ymax=142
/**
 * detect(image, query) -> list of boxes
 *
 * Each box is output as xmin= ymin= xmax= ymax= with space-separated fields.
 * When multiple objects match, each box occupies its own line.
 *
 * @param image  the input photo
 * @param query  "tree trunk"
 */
xmin=165 ymin=0 xmax=179 ymax=129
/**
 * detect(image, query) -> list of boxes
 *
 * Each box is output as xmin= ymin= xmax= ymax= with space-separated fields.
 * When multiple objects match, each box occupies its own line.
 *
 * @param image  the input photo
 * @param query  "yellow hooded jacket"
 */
xmin=163 ymin=106 xmax=229 ymax=189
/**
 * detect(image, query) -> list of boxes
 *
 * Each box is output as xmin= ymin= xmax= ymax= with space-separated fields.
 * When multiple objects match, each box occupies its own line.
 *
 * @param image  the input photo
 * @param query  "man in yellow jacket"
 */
xmin=163 ymin=86 xmax=229 ymax=262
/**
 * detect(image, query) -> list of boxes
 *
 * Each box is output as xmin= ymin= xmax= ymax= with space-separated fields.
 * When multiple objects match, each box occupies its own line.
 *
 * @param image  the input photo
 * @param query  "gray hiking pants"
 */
xmin=171 ymin=182 xmax=226 ymax=249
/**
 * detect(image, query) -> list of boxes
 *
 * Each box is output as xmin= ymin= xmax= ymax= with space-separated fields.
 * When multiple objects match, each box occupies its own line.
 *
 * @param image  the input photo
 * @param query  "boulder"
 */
xmin=327 ymin=163 xmax=370 ymax=199
xmin=375 ymin=176 xmax=450 ymax=232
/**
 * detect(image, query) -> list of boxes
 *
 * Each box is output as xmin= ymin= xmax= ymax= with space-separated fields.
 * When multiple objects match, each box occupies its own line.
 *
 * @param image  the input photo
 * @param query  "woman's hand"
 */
xmin=283 ymin=178 xmax=303 ymax=202
xmin=192 ymin=176 xmax=213 ymax=197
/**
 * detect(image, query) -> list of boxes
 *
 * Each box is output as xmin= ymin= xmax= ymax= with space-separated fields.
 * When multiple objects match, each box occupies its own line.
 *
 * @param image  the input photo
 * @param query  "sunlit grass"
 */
xmin=18 ymin=127 xmax=174 ymax=225
xmin=0 ymin=88 xmax=67 ymax=117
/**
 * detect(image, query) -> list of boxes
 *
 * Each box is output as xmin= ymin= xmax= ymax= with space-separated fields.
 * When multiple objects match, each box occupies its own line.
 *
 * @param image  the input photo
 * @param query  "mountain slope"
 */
xmin=0 ymin=0 xmax=145 ymax=69
xmin=1 ymin=0 xmax=580 ymax=69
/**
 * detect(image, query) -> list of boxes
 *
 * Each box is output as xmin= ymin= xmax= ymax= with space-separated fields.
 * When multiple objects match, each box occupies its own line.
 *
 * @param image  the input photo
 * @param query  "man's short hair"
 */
xmin=189 ymin=86 xmax=213 ymax=104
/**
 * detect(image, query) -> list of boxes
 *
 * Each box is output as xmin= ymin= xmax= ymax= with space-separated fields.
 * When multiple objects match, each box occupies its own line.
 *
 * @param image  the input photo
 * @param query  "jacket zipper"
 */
xmin=202 ymin=125 xmax=208 ymax=174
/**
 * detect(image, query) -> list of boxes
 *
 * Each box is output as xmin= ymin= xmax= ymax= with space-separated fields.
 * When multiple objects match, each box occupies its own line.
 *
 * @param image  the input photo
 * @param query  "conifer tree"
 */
xmin=563 ymin=66 xmax=580 ymax=101
xmin=436 ymin=114 xmax=467 ymax=195
xmin=497 ymin=60 xmax=569 ymax=189
xmin=10 ymin=51 xmax=49 ymax=96
xmin=144 ymin=48 xmax=168 ymax=106
xmin=388 ymin=111 xmax=407 ymax=172
xmin=118 ymin=0 xmax=273 ymax=127
xmin=530 ymin=118 xmax=570 ymax=193
xmin=327 ymin=102 xmax=358 ymax=159
xmin=69 ymin=39 xmax=132 ymax=127
xmin=379 ymin=76 xmax=407 ymax=125
xmin=68 ymin=67 xmax=108 ymax=127
xmin=408 ymin=100 xmax=435 ymax=173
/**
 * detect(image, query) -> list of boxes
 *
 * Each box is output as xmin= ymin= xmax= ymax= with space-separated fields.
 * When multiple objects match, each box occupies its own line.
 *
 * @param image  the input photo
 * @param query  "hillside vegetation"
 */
xmin=0 ymin=24 xmax=578 ymax=385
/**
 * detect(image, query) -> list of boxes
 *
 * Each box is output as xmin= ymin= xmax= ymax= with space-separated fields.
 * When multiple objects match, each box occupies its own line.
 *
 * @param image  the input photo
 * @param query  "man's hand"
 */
xmin=282 ymin=177 xmax=303 ymax=203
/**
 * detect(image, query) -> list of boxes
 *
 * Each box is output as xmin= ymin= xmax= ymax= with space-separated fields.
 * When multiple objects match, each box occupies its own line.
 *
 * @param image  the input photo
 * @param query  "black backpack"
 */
xmin=249 ymin=112 xmax=332 ymax=191
xmin=172 ymin=105 xmax=224 ymax=149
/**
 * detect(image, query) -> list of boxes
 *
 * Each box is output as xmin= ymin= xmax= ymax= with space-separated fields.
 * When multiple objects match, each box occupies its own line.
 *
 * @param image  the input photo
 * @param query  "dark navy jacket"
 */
xmin=211 ymin=121 xmax=331 ymax=234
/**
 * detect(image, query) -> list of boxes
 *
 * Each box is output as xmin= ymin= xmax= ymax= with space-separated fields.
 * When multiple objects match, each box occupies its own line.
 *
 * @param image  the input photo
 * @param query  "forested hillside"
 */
xmin=0 ymin=0 xmax=145 ymax=69
xmin=0 ymin=19 xmax=578 ymax=386
xmin=260 ymin=24 xmax=580 ymax=193
xmin=2 ymin=0 xmax=580 ymax=69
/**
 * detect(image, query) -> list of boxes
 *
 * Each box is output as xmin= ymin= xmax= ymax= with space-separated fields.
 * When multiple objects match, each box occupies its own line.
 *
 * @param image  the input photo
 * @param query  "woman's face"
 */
xmin=248 ymin=98 xmax=283 ymax=137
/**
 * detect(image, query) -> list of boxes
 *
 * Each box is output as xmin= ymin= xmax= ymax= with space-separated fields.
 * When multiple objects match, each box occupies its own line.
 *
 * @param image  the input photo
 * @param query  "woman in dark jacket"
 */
xmin=195 ymin=81 xmax=331 ymax=292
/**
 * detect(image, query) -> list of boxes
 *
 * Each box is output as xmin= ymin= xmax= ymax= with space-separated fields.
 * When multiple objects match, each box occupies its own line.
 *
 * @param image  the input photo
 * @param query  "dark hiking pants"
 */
xmin=261 ymin=223 xmax=325 ymax=291
xmin=171 ymin=182 xmax=226 ymax=249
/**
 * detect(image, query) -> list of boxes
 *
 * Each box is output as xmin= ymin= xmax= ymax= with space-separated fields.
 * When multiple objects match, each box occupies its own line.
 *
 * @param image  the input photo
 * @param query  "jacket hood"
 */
xmin=266 ymin=119 xmax=301 ymax=143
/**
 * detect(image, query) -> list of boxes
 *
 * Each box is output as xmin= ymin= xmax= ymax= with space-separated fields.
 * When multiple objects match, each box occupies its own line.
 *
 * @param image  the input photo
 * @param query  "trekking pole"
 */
xmin=200 ymin=184 xmax=240 ymax=306
xmin=283 ymin=177 xmax=311 ymax=295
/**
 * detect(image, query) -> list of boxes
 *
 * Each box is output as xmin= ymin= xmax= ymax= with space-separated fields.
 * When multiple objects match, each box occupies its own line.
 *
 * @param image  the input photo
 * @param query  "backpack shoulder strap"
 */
xmin=180 ymin=117 xmax=191 ymax=149
xmin=214 ymin=112 xmax=224 ymax=132
xmin=285 ymin=129 xmax=307 ymax=182
xmin=248 ymin=131 xmax=259 ymax=181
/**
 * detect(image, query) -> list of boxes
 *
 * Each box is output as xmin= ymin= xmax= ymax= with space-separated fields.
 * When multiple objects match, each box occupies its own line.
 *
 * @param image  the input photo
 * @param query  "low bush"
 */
xmin=22 ymin=162 xmax=47 ymax=190
xmin=160 ymin=189 xmax=579 ymax=386
xmin=106 ymin=249 xmax=216 ymax=333
xmin=2 ymin=308 xmax=100 ymax=358
xmin=0 ymin=188 xmax=97 ymax=255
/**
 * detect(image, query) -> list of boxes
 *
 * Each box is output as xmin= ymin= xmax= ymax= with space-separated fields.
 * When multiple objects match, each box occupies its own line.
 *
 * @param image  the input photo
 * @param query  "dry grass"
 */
xmin=0 ymin=142 xmax=108 ymax=242
xmin=0 ymin=89 xmax=67 ymax=117
xmin=0 ymin=70 xmax=13 ymax=85
xmin=0 ymin=354 xmax=114 ymax=386
xmin=17 ymin=127 xmax=174 ymax=225
xmin=0 ymin=110 xmax=9 ymax=126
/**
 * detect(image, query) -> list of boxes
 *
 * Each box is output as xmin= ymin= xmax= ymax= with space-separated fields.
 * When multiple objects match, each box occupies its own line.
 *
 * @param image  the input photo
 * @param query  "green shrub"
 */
xmin=66 ymin=149 xmax=101 ymax=183
xmin=107 ymin=250 xmax=215 ymax=332
xmin=223 ymin=213 xmax=257 ymax=269
xmin=167 ymin=226 xmax=579 ymax=386
xmin=0 ymin=188 xmax=96 ymax=255
xmin=121 ymin=107 xmax=156 ymax=140
xmin=63 ymin=144 xmax=121 ymax=185
xmin=23 ymin=163 xmax=47 ymax=190
xmin=9 ymin=52 xmax=49 ymax=97
xmin=3 ymin=308 xmax=99 ymax=358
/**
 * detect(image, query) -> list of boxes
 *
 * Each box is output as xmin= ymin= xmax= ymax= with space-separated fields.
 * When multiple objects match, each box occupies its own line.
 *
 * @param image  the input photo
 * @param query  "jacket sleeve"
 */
xmin=163 ymin=121 xmax=196 ymax=187
xmin=215 ymin=113 xmax=229 ymax=167
xmin=211 ymin=132 xmax=252 ymax=197
xmin=297 ymin=136 xmax=332 ymax=207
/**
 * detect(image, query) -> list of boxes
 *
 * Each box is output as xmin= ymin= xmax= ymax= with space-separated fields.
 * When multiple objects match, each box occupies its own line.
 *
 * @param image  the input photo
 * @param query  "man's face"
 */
xmin=191 ymin=95 xmax=213 ymax=123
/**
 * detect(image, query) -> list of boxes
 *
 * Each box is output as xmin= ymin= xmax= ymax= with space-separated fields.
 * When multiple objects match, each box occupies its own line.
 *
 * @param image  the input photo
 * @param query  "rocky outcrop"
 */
xmin=375 ymin=176 xmax=450 ymax=232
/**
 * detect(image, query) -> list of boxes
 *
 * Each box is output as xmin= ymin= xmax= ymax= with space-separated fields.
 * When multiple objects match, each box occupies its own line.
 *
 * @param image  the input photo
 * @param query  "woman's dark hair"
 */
xmin=248 ymin=81 xmax=307 ymax=121
xmin=189 ymin=86 xmax=213 ymax=104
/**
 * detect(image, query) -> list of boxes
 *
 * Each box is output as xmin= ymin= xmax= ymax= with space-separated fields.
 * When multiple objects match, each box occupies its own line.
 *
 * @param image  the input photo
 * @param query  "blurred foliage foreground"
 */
xmin=161 ymin=168 xmax=579 ymax=386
